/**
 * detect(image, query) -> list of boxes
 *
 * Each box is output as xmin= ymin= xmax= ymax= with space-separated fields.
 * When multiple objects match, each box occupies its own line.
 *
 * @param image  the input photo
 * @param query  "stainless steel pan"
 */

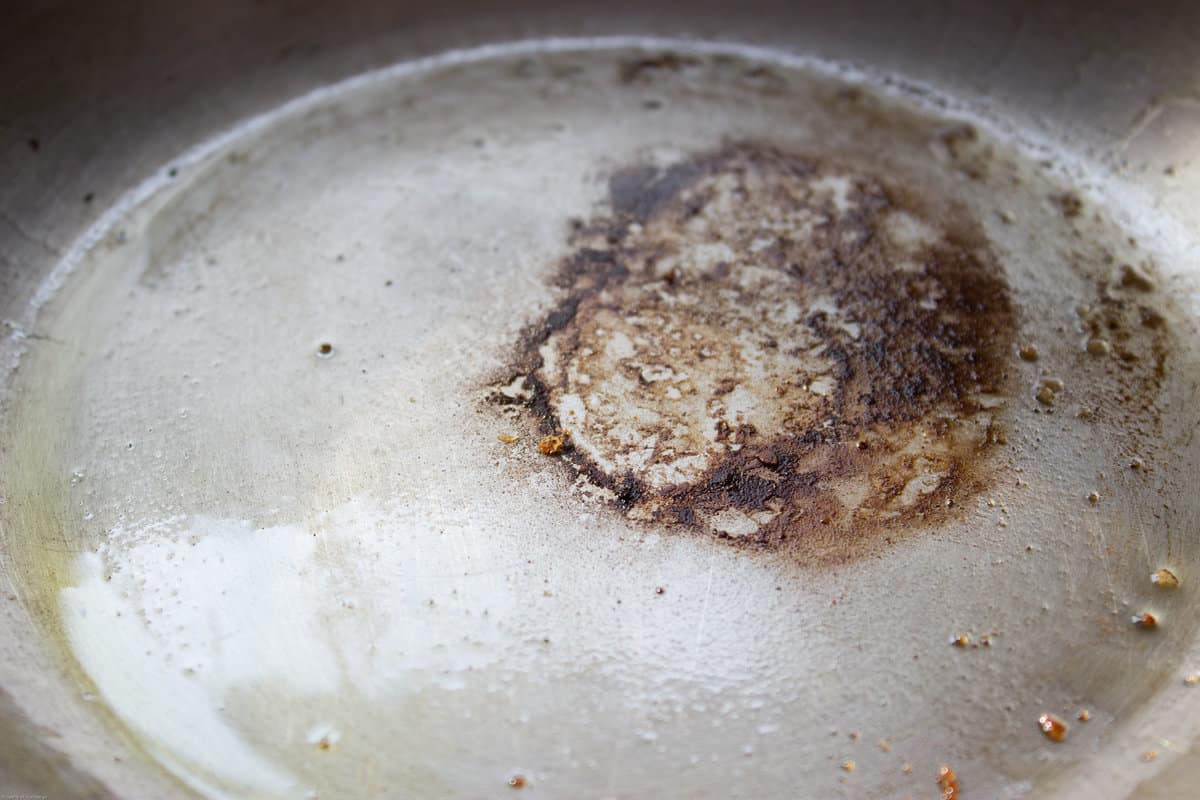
xmin=4 ymin=2 xmax=1200 ymax=797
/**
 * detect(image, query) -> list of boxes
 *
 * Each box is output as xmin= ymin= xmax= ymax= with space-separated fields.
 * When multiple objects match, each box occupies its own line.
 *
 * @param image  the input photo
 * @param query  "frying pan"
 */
xmin=4 ymin=1 xmax=1200 ymax=797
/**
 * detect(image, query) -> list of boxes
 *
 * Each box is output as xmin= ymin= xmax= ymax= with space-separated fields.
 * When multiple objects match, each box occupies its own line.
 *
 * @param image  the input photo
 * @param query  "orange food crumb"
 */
xmin=1039 ymin=713 xmax=1068 ymax=742
xmin=841 ymin=759 xmax=856 ymax=772
xmin=508 ymin=774 xmax=528 ymax=788
xmin=950 ymin=635 xmax=970 ymax=647
xmin=937 ymin=765 xmax=960 ymax=800
xmin=878 ymin=738 xmax=891 ymax=753
xmin=902 ymin=763 xmax=913 ymax=775
xmin=538 ymin=431 xmax=570 ymax=456
xmin=1151 ymin=568 xmax=1180 ymax=589
xmin=1077 ymin=710 xmax=1091 ymax=722
xmin=1132 ymin=612 xmax=1159 ymax=630
xmin=1141 ymin=750 xmax=1158 ymax=763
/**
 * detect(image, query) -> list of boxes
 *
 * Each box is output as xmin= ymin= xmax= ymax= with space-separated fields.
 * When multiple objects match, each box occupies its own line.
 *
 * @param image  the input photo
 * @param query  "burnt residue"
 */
xmin=618 ymin=53 xmax=701 ymax=84
xmin=492 ymin=142 xmax=1017 ymax=563
xmin=1072 ymin=260 xmax=1171 ymax=429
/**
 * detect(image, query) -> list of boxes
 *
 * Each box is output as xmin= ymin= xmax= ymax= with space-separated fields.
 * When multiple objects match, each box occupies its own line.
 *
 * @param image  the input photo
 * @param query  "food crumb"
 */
xmin=1077 ymin=710 xmax=1091 ymax=722
xmin=879 ymin=738 xmax=891 ymax=753
xmin=508 ymin=774 xmax=528 ymax=788
xmin=1087 ymin=491 xmax=1100 ymax=504
xmin=317 ymin=342 xmax=334 ymax=357
xmin=902 ymin=763 xmax=913 ymax=775
xmin=1130 ymin=457 xmax=1144 ymax=470
xmin=1039 ymin=713 xmax=1068 ymax=742
xmin=1151 ymin=568 xmax=1180 ymax=589
xmin=1018 ymin=344 xmax=1040 ymax=361
xmin=1132 ymin=612 xmax=1159 ymax=630
xmin=655 ymin=586 xmax=665 ymax=595
xmin=538 ymin=431 xmax=570 ymax=456
xmin=937 ymin=765 xmax=960 ymax=800
xmin=1184 ymin=674 xmax=1199 ymax=687
xmin=1141 ymin=750 xmax=1158 ymax=763
xmin=497 ymin=434 xmax=520 ymax=444
xmin=950 ymin=635 xmax=970 ymax=647
xmin=841 ymin=759 xmax=856 ymax=772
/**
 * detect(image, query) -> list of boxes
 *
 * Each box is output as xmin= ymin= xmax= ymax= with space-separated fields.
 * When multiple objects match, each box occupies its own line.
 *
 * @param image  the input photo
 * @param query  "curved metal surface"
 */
xmin=3 ymin=2 xmax=1200 ymax=798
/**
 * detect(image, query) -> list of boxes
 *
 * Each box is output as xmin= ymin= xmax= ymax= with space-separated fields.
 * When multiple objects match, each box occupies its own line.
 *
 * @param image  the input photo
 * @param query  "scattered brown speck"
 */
xmin=27 ymin=137 xmax=40 ymax=152
xmin=1151 ymin=568 xmax=1180 ymax=589
xmin=655 ymin=586 xmax=665 ymax=595
xmin=1039 ymin=713 xmax=1068 ymax=742
xmin=497 ymin=434 xmax=520 ymax=444
xmin=1087 ymin=491 xmax=1100 ymax=504
xmin=318 ymin=738 xmax=332 ymax=751
xmin=1118 ymin=263 xmax=1155 ymax=292
xmin=1130 ymin=457 xmax=1144 ymax=470
xmin=1132 ymin=612 xmax=1159 ymax=630
xmin=937 ymin=765 xmax=960 ymax=800
xmin=1052 ymin=192 xmax=1084 ymax=218
xmin=1018 ymin=344 xmax=1039 ymax=361
xmin=1035 ymin=384 xmax=1057 ymax=406
xmin=317 ymin=342 xmax=334 ymax=357
xmin=1077 ymin=710 xmax=1091 ymax=722
xmin=538 ymin=431 xmax=570 ymax=456
xmin=508 ymin=774 xmax=528 ymax=788
xmin=1086 ymin=337 xmax=1111 ymax=356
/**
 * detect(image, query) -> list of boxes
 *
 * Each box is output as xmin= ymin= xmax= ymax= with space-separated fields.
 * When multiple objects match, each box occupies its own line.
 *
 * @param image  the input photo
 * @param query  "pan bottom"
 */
xmin=4 ymin=38 xmax=1199 ymax=799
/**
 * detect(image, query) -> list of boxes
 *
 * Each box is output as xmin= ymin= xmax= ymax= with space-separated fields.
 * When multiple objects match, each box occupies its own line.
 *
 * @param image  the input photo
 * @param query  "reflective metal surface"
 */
xmin=3 ymin=3 xmax=1200 ymax=798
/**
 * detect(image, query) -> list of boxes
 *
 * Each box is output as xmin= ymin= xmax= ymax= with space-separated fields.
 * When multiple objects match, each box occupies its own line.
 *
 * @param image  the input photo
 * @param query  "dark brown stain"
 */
xmin=618 ymin=53 xmax=701 ymax=84
xmin=492 ymin=142 xmax=1017 ymax=564
xmin=1072 ymin=259 xmax=1172 ymax=432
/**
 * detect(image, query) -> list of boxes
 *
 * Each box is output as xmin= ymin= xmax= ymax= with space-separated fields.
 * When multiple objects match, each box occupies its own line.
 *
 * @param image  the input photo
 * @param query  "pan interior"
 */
xmin=3 ymin=39 xmax=1199 ymax=799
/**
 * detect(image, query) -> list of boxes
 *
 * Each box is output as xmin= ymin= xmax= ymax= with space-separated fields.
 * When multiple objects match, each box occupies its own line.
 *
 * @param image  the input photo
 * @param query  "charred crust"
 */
xmin=494 ymin=142 xmax=1019 ymax=563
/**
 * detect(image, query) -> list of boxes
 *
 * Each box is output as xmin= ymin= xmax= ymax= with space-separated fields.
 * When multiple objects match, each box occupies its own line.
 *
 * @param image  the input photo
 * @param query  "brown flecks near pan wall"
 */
xmin=493 ymin=142 xmax=1017 ymax=563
